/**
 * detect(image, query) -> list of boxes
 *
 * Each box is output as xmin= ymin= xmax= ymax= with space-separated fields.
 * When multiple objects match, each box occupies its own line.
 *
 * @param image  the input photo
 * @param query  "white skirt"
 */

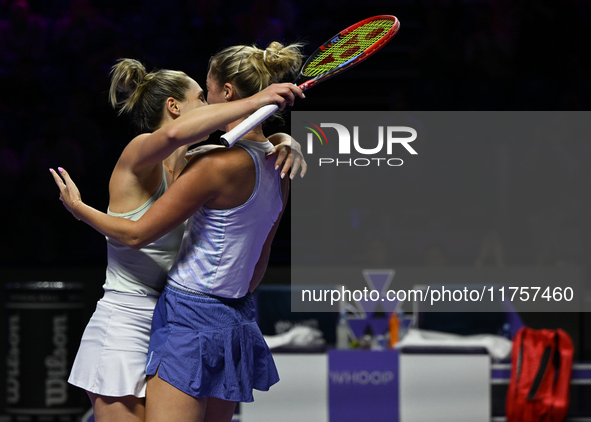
xmin=68 ymin=291 xmax=159 ymax=398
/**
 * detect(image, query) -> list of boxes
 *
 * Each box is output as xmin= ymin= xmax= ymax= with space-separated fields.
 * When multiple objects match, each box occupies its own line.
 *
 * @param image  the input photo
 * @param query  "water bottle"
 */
xmin=336 ymin=312 xmax=351 ymax=349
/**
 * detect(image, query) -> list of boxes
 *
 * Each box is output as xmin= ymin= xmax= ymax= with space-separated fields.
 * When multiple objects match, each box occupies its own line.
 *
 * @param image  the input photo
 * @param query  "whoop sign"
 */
xmin=329 ymin=349 xmax=399 ymax=422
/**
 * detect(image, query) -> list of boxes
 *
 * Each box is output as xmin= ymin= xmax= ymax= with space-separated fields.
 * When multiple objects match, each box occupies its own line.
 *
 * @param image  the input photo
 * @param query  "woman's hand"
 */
xmin=267 ymin=134 xmax=307 ymax=179
xmin=49 ymin=167 xmax=83 ymax=220
xmin=254 ymin=83 xmax=304 ymax=110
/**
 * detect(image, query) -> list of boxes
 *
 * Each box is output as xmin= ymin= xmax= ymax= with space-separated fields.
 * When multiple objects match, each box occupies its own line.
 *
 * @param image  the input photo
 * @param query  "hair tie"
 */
xmin=263 ymin=49 xmax=267 ymax=63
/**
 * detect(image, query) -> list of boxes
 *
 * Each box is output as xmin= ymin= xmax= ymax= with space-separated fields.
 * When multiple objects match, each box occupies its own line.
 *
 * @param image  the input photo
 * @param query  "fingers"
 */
xmin=287 ymin=83 xmax=305 ymax=99
xmin=50 ymin=167 xmax=83 ymax=215
xmin=299 ymin=157 xmax=307 ymax=178
xmin=269 ymin=147 xmax=291 ymax=179
xmin=270 ymin=146 xmax=307 ymax=179
xmin=284 ymin=143 xmax=307 ymax=178
xmin=290 ymin=156 xmax=301 ymax=179
xmin=288 ymin=154 xmax=307 ymax=179
xmin=49 ymin=168 xmax=65 ymax=188
xmin=275 ymin=90 xmax=295 ymax=110
xmin=274 ymin=147 xmax=289 ymax=170
xmin=270 ymin=83 xmax=304 ymax=109
xmin=279 ymin=154 xmax=292 ymax=179
xmin=57 ymin=166 xmax=73 ymax=184
xmin=57 ymin=167 xmax=79 ymax=195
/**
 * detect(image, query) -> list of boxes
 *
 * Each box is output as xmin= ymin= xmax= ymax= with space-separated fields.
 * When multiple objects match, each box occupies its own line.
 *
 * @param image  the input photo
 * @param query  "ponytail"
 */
xmin=108 ymin=59 xmax=191 ymax=133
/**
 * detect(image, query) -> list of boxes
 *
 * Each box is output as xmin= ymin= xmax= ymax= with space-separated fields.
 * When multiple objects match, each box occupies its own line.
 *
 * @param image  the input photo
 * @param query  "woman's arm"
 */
xmin=50 ymin=152 xmax=230 ymax=249
xmin=126 ymin=83 xmax=303 ymax=172
xmin=186 ymin=134 xmax=307 ymax=179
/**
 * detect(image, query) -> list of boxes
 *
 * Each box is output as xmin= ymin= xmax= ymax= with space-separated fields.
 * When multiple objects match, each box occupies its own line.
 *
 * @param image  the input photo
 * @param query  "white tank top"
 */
xmin=167 ymin=139 xmax=283 ymax=298
xmin=103 ymin=166 xmax=187 ymax=296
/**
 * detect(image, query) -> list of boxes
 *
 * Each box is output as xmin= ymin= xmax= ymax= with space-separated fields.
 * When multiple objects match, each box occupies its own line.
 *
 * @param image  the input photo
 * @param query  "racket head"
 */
xmin=297 ymin=15 xmax=400 ymax=91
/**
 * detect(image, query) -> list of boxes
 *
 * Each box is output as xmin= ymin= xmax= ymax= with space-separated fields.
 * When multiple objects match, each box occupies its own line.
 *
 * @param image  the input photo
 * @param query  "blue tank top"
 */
xmin=167 ymin=139 xmax=283 ymax=298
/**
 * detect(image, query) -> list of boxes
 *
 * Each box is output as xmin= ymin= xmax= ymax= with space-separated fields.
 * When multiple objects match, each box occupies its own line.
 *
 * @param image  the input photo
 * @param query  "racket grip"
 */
xmin=220 ymin=104 xmax=279 ymax=147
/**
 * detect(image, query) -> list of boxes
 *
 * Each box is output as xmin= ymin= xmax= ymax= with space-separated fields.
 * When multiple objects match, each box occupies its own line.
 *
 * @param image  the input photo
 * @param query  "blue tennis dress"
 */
xmin=146 ymin=139 xmax=283 ymax=402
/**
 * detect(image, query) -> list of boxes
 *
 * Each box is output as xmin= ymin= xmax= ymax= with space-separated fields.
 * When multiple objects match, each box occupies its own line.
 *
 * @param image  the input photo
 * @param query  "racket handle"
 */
xmin=220 ymin=104 xmax=280 ymax=147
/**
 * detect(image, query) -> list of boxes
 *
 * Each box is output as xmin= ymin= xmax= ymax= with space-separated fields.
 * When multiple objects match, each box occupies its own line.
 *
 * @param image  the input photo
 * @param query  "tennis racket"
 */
xmin=220 ymin=15 xmax=400 ymax=147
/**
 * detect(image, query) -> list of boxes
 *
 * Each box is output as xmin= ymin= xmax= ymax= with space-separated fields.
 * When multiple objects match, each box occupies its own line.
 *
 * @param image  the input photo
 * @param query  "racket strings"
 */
xmin=302 ymin=19 xmax=396 ymax=78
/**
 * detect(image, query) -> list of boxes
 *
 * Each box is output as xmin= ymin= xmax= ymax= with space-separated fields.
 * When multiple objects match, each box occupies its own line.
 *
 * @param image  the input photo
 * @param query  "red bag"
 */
xmin=506 ymin=327 xmax=574 ymax=422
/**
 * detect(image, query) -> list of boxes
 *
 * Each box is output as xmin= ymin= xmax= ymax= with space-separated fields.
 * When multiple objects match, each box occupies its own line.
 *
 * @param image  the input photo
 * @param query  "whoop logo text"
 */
xmin=304 ymin=123 xmax=417 ymax=167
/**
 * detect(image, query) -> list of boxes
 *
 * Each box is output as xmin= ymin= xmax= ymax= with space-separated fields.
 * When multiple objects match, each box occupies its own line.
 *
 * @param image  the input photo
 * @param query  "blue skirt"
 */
xmin=145 ymin=285 xmax=279 ymax=402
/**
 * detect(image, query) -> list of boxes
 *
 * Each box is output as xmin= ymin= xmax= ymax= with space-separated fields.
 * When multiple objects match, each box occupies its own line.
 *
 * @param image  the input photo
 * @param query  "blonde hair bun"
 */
xmin=209 ymin=41 xmax=304 ymax=100
xmin=261 ymin=41 xmax=303 ymax=79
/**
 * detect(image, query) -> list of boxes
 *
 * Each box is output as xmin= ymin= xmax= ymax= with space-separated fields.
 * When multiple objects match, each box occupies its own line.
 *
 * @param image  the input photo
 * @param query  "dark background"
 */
xmin=1 ymin=0 xmax=591 ymax=410
xmin=1 ymin=0 xmax=591 ymax=267
xmin=1 ymin=0 xmax=591 ymax=268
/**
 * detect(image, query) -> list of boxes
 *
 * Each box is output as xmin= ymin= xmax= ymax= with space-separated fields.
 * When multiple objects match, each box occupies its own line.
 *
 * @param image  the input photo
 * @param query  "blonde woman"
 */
xmin=50 ymin=56 xmax=304 ymax=422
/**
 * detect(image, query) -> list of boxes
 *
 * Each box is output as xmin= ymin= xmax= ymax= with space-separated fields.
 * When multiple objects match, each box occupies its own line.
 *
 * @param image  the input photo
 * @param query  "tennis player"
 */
xmin=50 ymin=53 xmax=304 ymax=422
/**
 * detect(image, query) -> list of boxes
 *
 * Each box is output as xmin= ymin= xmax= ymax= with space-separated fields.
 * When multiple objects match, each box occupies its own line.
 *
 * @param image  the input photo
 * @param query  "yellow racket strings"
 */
xmin=303 ymin=19 xmax=395 ymax=77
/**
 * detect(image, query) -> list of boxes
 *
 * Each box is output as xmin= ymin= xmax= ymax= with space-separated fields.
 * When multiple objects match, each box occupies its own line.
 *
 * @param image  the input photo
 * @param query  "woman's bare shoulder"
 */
xmin=179 ymin=145 xmax=254 ymax=197
xmin=185 ymin=144 xmax=252 ymax=170
xmin=117 ymin=133 xmax=152 ymax=165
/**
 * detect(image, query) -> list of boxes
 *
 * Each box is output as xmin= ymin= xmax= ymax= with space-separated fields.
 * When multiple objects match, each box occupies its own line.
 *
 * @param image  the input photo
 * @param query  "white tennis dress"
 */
xmin=68 ymin=166 xmax=186 ymax=397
